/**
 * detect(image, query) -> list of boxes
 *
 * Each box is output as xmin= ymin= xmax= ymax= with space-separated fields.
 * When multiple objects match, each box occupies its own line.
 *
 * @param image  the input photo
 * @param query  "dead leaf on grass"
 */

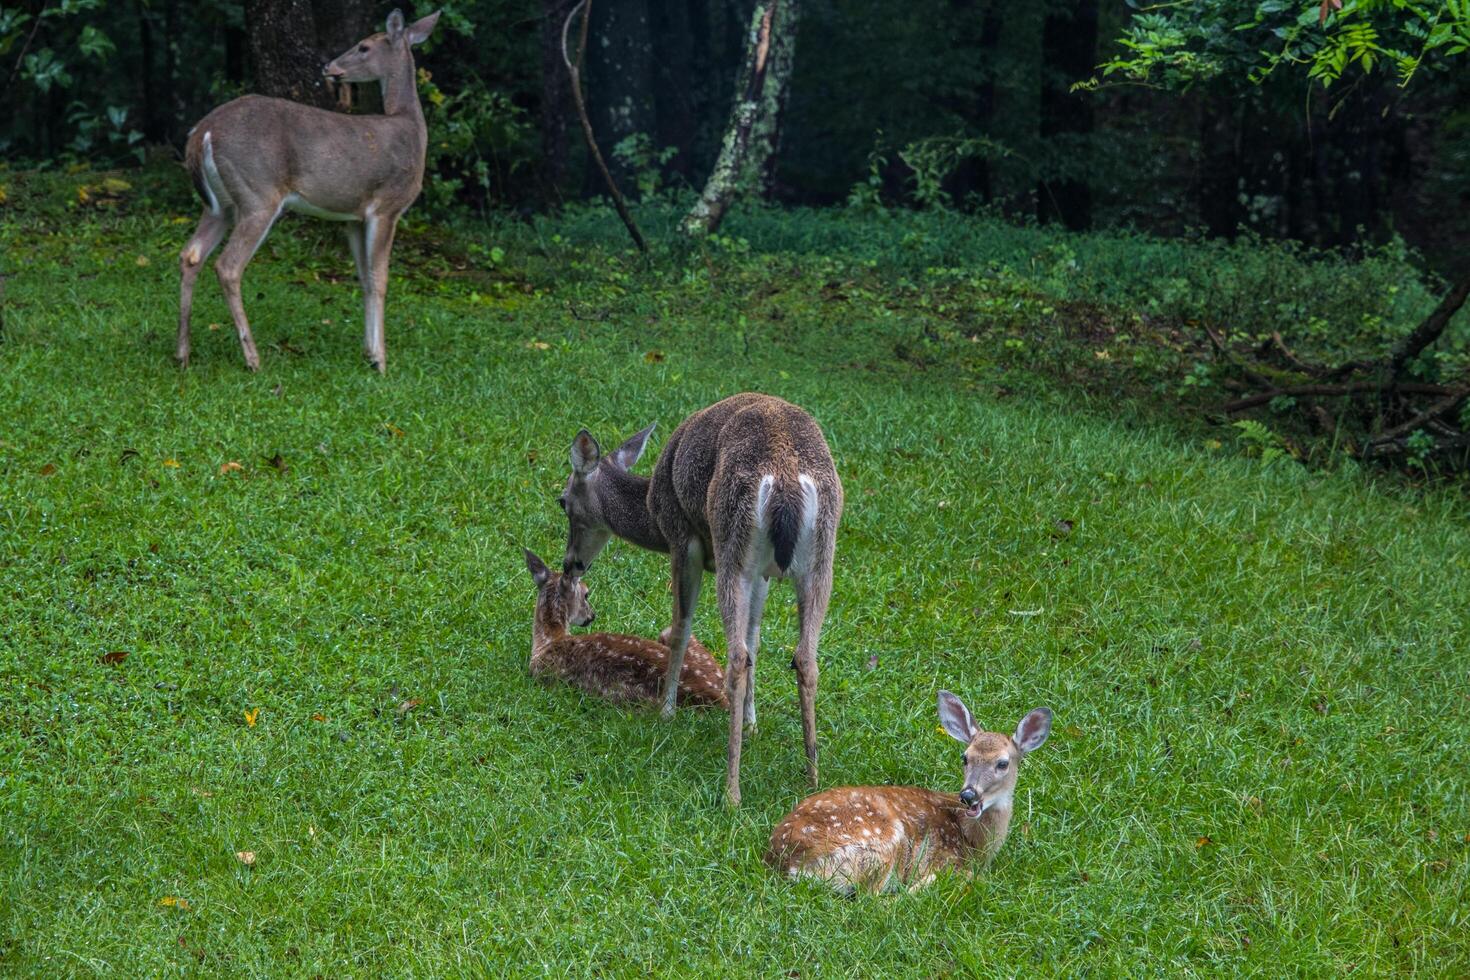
xmin=218 ymin=460 xmax=243 ymax=475
xmin=234 ymin=850 xmax=256 ymax=867
xmin=99 ymin=651 xmax=129 ymax=665
xmin=396 ymin=698 xmax=422 ymax=717
xmin=644 ymin=350 xmax=665 ymax=364
xmin=1195 ymin=835 xmax=1214 ymax=849
xmin=163 ymin=458 xmax=181 ymax=468
xmin=243 ymin=707 xmax=260 ymax=728
xmin=38 ymin=463 xmax=57 ymax=477
xmin=159 ymin=896 xmax=190 ymax=910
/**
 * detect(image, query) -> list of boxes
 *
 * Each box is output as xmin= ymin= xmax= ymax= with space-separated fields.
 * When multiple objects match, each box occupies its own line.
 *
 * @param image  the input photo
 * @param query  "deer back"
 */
xmin=648 ymin=393 xmax=841 ymax=566
xmin=766 ymin=786 xmax=990 ymax=893
xmin=532 ymin=631 xmax=727 ymax=708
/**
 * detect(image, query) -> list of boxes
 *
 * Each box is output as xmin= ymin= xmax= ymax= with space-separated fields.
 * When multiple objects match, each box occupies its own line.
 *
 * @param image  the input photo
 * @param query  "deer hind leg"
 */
xmin=794 ymin=557 xmax=834 ymax=788
xmin=361 ymin=211 xmax=398 ymax=374
xmin=661 ymin=537 xmax=704 ymax=720
xmin=214 ymin=204 xmax=284 ymax=372
xmin=716 ymin=567 xmax=755 ymax=807
xmin=742 ymin=573 xmax=770 ymax=732
xmin=177 ymin=209 xmax=229 ymax=367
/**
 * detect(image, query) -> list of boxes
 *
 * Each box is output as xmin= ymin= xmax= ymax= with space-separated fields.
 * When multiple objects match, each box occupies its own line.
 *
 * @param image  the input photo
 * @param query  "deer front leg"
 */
xmin=361 ymin=211 xmax=398 ymax=374
xmin=177 ymin=208 xmax=228 ymax=367
xmin=214 ymin=206 xmax=283 ymax=372
xmin=717 ymin=569 xmax=754 ymax=807
xmin=661 ymin=537 xmax=704 ymax=720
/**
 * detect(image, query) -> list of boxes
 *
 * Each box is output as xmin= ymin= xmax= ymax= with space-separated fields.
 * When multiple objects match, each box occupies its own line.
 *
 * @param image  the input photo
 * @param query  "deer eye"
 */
xmin=996 ymin=758 xmax=1009 ymax=771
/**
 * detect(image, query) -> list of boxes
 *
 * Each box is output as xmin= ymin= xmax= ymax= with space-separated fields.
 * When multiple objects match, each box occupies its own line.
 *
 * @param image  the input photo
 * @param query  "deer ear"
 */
xmin=407 ymin=10 xmax=440 ymax=45
xmin=570 ymin=429 xmax=601 ymax=477
xmin=524 ymin=548 xmax=551 ymax=586
xmin=937 ymin=690 xmax=977 ymax=744
xmin=608 ymin=423 xmax=654 ymax=471
xmin=1014 ymin=707 xmax=1052 ymax=754
xmin=385 ymin=9 xmax=407 ymax=41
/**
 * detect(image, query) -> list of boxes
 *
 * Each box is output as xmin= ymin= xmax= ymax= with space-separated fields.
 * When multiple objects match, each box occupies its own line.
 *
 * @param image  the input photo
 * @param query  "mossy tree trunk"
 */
xmin=681 ymin=0 xmax=799 ymax=237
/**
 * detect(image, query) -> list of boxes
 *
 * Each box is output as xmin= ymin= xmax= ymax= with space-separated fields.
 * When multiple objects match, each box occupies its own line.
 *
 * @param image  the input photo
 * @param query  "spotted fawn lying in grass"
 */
xmin=766 ymin=690 xmax=1051 ymax=893
xmin=524 ymin=550 xmax=727 ymax=708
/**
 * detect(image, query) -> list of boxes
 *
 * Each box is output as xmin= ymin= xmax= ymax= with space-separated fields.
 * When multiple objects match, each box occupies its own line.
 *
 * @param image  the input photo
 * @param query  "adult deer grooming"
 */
xmin=176 ymin=9 xmax=440 ymax=373
xmin=560 ymin=393 xmax=843 ymax=805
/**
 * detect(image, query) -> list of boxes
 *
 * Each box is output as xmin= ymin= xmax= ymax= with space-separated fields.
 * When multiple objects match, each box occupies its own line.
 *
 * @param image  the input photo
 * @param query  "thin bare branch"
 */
xmin=561 ymin=0 xmax=647 ymax=254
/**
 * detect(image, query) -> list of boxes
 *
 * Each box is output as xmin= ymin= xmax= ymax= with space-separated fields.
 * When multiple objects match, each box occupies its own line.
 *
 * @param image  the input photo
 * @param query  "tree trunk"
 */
xmin=682 ymin=0 xmax=799 ymax=237
xmin=540 ymin=0 xmax=578 ymax=193
xmin=650 ymin=0 xmax=696 ymax=181
xmin=1037 ymin=0 xmax=1097 ymax=230
xmin=245 ymin=0 xmax=337 ymax=107
xmin=741 ymin=0 xmax=798 ymax=200
xmin=584 ymin=0 xmax=655 ymax=192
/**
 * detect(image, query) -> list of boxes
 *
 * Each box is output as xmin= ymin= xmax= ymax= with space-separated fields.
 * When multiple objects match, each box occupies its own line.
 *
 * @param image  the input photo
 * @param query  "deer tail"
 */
xmin=761 ymin=472 xmax=818 ymax=573
xmin=183 ymin=128 xmax=210 ymax=207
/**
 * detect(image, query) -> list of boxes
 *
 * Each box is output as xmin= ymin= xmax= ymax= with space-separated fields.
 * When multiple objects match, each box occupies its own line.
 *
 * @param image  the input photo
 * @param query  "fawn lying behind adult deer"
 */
xmin=178 ymin=9 xmax=440 ymax=372
xmin=766 ymin=691 xmax=1052 ymax=893
xmin=524 ymin=550 xmax=727 ymax=708
xmin=559 ymin=393 xmax=843 ymax=805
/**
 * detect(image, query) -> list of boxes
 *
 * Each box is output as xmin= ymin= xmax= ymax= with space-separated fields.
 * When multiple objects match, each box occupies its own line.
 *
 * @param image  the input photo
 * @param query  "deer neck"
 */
xmin=596 ymin=465 xmax=669 ymax=553
xmin=379 ymin=49 xmax=425 ymax=127
xmin=956 ymin=795 xmax=1013 ymax=864
xmin=532 ymin=598 xmax=568 ymax=657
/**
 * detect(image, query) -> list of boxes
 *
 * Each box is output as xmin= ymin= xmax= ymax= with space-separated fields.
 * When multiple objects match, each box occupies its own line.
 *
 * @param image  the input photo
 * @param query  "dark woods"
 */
xmin=2 ymin=0 xmax=1467 ymax=260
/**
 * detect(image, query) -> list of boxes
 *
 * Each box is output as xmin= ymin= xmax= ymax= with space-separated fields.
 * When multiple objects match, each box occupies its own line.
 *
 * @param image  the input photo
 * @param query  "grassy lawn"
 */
xmin=2 ymin=170 xmax=1468 ymax=975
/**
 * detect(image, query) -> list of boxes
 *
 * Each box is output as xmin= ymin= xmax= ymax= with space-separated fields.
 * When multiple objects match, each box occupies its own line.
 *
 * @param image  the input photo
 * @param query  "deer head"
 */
xmin=938 ymin=691 xmax=1051 ymax=819
xmin=559 ymin=424 xmax=655 ymax=576
xmin=322 ymin=9 xmax=440 ymax=85
xmin=525 ymin=548 xmax=595 ymax=631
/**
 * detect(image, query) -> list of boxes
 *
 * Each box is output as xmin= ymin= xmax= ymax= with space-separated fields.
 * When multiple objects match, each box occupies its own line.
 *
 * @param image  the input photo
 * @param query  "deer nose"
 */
xmin=959 ymin=787 xmax=980 ymax=807
xmin=586 ymin=612 xmax=596 ymax=624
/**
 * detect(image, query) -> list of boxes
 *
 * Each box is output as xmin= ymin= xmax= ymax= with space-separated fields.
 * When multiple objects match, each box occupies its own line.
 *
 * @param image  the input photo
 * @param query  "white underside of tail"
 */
xmin=199 ymin=132 xmax=230 ymax=216
xmin=754 ymin=473 xmax=821 ymax=579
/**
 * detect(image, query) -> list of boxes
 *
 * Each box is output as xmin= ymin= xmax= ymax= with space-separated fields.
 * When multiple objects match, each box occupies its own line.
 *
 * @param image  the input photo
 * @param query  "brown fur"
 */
xmin=562 ymin=393 xmax=843 ymax=806
xmin=765 ymin=694 xmax=1052 ymax=893
xmin=765 ymin=786 xmax=1008 ymax=893
xmin=526 ymin=552 xmax=727 ymax=708
xmin=176 ymin=10 xmax=440 ymax=373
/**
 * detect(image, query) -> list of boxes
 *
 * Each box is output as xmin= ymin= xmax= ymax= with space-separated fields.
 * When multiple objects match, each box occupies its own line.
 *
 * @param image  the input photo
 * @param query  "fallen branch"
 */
xmin=561 ymin=0 xmax=646 ymax=254
xmin=1223 ymin=381 xmax=1457 ymax=413
xmin=1362 ymin=387 xmax=1470 ymax=455
xmin=1387 ymin=271 xmax=1470 ymax=378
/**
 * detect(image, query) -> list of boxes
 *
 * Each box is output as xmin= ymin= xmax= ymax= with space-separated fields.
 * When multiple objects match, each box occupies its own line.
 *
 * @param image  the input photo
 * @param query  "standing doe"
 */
xmin=765 ymin=691 xmax=1052 ymax=893
xmin=177 ymin=9 xmax=440 ymax=372
xmin=559 ymin=393 xmax=843 ymax=805
xmin=525 ymin=550 xmax=727 ymax=709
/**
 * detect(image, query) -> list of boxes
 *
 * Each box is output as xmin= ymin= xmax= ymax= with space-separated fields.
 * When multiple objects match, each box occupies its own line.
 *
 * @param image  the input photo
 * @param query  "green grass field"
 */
xmin=2 ymin=171 xmax=1468 ymax=975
